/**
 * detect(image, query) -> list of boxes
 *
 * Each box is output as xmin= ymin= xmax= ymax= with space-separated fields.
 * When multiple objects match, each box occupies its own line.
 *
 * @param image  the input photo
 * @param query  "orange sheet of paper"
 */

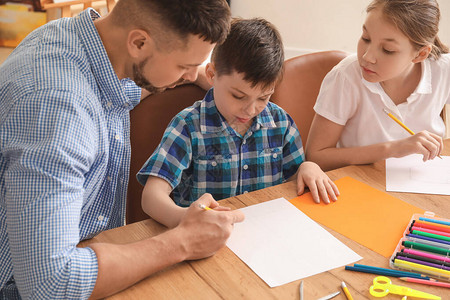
xmin=289 ymin=176 xmax=425 ymax=257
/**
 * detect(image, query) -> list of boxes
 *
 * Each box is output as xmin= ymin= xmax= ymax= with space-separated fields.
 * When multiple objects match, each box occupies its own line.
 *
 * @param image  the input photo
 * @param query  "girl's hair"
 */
xmin=367 ymin=0 xmax=449 ymax=59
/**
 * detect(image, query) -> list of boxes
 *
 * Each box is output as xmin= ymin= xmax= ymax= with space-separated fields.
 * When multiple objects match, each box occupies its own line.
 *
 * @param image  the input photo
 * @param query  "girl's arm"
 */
xmin=141 ymin=176 xmax=187 ymax=228
xmin=305 ymin=114 xmax=443 ymax=172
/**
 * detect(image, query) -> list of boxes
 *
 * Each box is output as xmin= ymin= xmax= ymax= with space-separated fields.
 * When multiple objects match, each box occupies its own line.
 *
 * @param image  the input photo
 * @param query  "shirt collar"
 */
xmin=199 ymin=88 xmax=276 ymax=134
xmin=73 ymin=9 xmax=140 ymax=108
xmin=362 ymin=59 xmax=432 ymax=96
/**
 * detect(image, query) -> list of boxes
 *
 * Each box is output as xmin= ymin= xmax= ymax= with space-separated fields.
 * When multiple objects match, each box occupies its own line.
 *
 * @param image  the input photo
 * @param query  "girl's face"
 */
xmin=357 ymin=7 xmax=421 ymax=84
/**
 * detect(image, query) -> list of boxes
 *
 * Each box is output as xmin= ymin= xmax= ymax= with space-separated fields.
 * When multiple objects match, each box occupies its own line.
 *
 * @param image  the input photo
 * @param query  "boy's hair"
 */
xmin=110 ymin=0 xmax=231 ymax=51
xmin=211 ymin=18 xmax=284 ymax=90
xmin=367 ymin=0 xmax=449 ymax=59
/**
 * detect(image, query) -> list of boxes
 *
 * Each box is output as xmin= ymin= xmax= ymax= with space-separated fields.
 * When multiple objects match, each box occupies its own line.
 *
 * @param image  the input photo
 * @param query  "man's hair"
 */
xmin=211 ymin=18 xmax=284 ymax=90
xmin=111 ymin=0 xmax=231 ymax=49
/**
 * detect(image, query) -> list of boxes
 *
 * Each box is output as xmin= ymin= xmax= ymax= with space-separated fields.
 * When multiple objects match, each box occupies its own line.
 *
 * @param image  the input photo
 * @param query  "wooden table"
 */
xmin=80 ymin=140 xmax=450 ymax=299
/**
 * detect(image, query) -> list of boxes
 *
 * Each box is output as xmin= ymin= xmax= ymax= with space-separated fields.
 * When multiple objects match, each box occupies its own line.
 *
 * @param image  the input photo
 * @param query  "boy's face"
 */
xmin=206 ymin=64 xmax=274 ymax=134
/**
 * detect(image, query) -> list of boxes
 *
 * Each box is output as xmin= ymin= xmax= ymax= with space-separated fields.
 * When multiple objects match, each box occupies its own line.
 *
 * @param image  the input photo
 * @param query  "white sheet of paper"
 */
xmin=386 ymin=154 xmax=450 ymax=195
xmin=226 ymin=198 xmax=362 ymax=287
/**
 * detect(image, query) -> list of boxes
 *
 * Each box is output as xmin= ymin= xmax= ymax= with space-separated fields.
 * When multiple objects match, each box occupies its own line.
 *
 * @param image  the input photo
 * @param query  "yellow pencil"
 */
xmin=383 ymin=108 xmax=415 ymax=135
xmin=199 ymin=204 xmax=212 ymax=210
xmin=341 ymin=281 xmax=354 ymax=300
xmin=383 ymin=108 xmax=442 ymax=159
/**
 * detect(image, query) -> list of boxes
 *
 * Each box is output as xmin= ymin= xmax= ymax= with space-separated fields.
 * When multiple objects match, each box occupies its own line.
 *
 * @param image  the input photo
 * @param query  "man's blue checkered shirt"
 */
xmin=0 ymin=9 xmax=141 ymax=299
xmin=137 ymin=89 xmax=305 ymax=207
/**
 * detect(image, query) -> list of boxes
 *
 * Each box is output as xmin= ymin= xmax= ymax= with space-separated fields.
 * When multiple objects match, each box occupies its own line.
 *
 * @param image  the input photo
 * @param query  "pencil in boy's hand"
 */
xmin=382 ymin=108 xmax=442 ymax=159
xmin=199 ymin=204 xmax=212 ymax=210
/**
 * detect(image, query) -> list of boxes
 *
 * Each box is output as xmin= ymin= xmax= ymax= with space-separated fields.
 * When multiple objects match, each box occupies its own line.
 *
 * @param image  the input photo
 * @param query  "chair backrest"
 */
xmin=127 ymin=84 xmax=206 ymax=223
xmin=271 ymin=50 xmax=348 ymax=146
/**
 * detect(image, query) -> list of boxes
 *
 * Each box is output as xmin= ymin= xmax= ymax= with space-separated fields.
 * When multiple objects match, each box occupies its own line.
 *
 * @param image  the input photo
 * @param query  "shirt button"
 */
xmin=243 ymin=191 xmax=248 ymax=194
xmin=211 ymin=161 xmax=217 ymax=167
xmin=97 ymin=215 xmax=104 ymax=221
xmin=273 ymin=153 xmax=278 ymax=159
xmin=124 ymin=103 xmax=129 ymax=108
xmin=115 ymin=134 xmax=120 ymax=140
xmin=106 ymin=102 xmax=112 ymax=108
xmin=248 ymin=132 xmax=252 ymax=136
xmin=243 ymin=140 xmax=246 ymax=145
xmin=107 ymin=176 xmax=112 ymax=182
xmin=243 ymin=165 xmax=248 ymax=170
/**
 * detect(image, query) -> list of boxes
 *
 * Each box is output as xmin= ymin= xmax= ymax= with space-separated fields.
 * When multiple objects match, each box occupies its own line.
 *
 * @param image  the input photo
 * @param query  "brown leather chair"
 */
xmin=271 ymin=50 xmax=348 ymax=146
xmin=127 ymin=84 xmax=206 ymax=223
xmin=126 ymin=51 xmax=348 ymax=224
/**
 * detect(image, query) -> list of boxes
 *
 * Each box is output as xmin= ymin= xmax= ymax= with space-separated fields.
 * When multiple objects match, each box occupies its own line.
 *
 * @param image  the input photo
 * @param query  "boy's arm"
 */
xmin=305 ymin=114 xmax=443 ymax=172
xmin=141 ymin=176 xmax=187 ymax=228
xmin=295 ymin=161 xmax=339 ymax=204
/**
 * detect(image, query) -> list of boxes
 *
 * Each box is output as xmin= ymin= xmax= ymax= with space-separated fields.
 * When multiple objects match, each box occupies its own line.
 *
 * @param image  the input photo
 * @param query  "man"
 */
xmin=0 ymin=0 xmax=244 ymax=298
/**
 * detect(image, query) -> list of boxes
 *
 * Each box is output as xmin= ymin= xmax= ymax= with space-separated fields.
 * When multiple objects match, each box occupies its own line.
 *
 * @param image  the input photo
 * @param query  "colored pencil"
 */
xmin=402 ymin=248 xmax=450 ymax=263
xmin=397 ymin=251 xmax=450 ymax=268
xmin=393 ymin=258 xmax=450 ymax=278
xmin=402 ymin=240 xmax=450 ymax=256
xmin=346 ymin=265 xmax=428 ymax=279
xmin=419 ymin=217 xmax=450 ymax=227
xmin=413 ymin=220 xmax=450 ymax=234
xmin=395 ymin=256 xmax=450 ymax=271
xmin=410 ymin=231 xmax=450 ymax=243
xmin=399 ymin=277 xmax=450 ymax=288
xmin=410 ymin=226 xmax=450 ymax=238
xmin=406 ymin=234 xmax=450 ymax=247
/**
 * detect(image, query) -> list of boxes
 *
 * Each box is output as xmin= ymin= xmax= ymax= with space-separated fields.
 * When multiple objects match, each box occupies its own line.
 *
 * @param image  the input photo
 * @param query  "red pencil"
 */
xmin=399 ymin=277 xmax=450 ymax=288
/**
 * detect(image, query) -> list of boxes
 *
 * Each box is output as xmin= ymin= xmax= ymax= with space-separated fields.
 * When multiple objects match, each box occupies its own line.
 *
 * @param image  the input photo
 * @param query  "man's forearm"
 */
xmin=88 ymin=229 xmax=186 ymax=299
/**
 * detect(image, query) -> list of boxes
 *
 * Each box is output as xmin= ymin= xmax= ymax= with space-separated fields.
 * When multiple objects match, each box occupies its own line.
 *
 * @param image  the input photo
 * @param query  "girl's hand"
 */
xmin=296 ymin=162 xmax=340 ymax=204
xmin=392 ymin=130 xmax=443 ymax=161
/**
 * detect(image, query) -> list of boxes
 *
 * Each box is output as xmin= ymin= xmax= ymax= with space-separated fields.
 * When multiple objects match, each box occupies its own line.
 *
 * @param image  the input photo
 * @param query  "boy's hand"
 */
xmin=296 ymin=162 xmax=339 ymax=204
xmin=174 ymin=193 xmax=245 ymax=260
xmin=392 ymin=130 xmax=443 ymax=161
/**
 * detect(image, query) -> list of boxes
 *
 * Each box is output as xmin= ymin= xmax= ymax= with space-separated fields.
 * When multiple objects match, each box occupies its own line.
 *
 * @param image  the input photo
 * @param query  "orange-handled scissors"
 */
xmin=369 ymin=276 xmax=441 ymax=299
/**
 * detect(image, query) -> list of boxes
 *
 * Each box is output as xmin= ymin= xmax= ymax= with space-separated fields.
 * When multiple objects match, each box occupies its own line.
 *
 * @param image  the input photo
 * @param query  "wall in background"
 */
xmin=231 ymin=0 xmax=450 ymax=57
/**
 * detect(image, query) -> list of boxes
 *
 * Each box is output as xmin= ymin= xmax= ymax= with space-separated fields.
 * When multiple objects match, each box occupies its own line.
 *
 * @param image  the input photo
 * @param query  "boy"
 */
xmin=137 ymin=18 xmax=339 ymax=228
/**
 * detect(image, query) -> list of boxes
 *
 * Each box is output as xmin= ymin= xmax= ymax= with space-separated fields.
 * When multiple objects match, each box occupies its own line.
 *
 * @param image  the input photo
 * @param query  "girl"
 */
xmin=306 ymin=0 xmax=449 ymax=171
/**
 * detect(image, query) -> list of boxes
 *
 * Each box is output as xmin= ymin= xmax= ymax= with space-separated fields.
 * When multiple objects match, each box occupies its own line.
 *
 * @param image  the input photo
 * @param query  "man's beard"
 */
xmin=132 ymin=59 xmax=185 ymax=94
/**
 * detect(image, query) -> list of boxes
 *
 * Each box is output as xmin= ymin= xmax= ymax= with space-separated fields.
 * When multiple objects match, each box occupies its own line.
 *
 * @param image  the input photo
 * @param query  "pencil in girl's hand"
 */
xmin=382 ymin=108 xmax=442 ymax=159
xmin=383 ymin=108 xmax=415 ymax=135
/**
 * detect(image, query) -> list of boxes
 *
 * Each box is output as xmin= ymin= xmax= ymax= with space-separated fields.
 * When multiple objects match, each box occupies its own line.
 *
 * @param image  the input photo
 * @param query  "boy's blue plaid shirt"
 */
xmin=137 ymin=89 xmax=305 ymax=206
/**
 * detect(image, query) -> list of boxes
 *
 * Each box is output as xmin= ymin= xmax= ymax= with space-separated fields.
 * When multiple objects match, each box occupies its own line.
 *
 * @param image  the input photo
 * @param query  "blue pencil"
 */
xmin=346 ymin=265 xmax=430 ymax=279
xmin=353 ymin=264 xmax=428 ymax=278
xmin=419 ymin=217 xmax=450 ymax=227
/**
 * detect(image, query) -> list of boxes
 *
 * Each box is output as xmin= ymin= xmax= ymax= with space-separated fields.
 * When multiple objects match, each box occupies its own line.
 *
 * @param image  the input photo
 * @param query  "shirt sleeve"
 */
xmin=313 ymin=64 xmax=359 ymax=126
xmin=281 ymin=113 xmax=305 ymax=181
xmin=3 ymin=90 xmax=99 ymax=299
xmin=137 ymin=115 xmax=192 ymax=188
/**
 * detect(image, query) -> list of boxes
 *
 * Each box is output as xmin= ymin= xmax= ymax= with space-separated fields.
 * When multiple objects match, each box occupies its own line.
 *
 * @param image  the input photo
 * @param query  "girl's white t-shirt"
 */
xmin=313 ymin=53 xmax=450 ymax=148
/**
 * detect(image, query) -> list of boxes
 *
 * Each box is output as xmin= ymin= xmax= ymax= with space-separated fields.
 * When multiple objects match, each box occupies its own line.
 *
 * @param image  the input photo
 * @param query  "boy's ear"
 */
xmin=205 ymin=63 xmax=216 ymax=86
xmin=413 ymin=44 xmax=432 ymax=63
xmin=127 ymin=29 xmax=154 ymax=59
